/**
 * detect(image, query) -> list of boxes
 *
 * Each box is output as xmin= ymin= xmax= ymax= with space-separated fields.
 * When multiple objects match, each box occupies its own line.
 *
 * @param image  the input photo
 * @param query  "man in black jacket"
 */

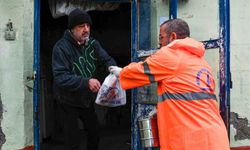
xmin=52 ymin=8 xmax=116 ymax=150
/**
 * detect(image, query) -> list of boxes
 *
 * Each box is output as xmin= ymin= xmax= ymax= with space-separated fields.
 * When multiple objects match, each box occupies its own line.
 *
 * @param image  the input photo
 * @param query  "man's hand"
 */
xmin=88 ymin=78 xmax=101 ymax=93
xmin=109 ymin=66 xmax=122 ymax=77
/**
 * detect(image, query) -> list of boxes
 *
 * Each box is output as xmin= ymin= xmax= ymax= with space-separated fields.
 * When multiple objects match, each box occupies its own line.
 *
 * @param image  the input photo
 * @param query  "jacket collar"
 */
xmin=64 ymin=29 xmax=82 ymax=47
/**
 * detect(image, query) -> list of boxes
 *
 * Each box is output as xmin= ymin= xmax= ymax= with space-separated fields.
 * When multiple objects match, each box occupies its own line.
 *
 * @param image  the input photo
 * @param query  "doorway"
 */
xmin=40 ymin=1 xmax=131 ymax=149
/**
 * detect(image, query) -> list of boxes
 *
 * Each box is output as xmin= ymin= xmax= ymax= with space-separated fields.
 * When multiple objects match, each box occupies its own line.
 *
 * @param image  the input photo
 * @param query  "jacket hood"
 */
xmin=167 ymin=37 xmax=205 ymax=57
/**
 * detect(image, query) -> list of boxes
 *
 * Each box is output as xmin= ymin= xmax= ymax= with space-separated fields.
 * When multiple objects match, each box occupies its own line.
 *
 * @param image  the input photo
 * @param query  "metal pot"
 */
xmin=137 ymin=115 xmax=159 ymax=147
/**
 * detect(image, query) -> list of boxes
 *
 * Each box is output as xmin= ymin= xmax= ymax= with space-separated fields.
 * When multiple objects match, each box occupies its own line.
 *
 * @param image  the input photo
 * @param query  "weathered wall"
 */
xmin=229 ymin=0 xmax=250 ymax=147
xmin=0 ymin=0 xmax=34 ymax=149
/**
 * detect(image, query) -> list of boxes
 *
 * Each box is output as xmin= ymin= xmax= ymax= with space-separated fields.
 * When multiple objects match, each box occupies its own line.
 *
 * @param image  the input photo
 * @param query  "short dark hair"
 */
xmin=161 ymin=18 xmax=190 ymax=39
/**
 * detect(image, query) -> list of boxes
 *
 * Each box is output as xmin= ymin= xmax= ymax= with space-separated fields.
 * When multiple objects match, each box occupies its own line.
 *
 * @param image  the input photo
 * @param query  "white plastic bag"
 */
xmin=95 ymin=73 xmax=126 ymax=107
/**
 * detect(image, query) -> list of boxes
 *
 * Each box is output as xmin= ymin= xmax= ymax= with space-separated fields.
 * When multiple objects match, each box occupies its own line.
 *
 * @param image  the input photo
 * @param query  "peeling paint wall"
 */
xmin=0 ymin=94 xmax=6 ymax=149
xmin=0 ymin=0 xmax=34 ymax=149
xmin=230 ymin=0 xmax=250 ymax=147
xmin=230 ymin=112 xmax=250 ymax=141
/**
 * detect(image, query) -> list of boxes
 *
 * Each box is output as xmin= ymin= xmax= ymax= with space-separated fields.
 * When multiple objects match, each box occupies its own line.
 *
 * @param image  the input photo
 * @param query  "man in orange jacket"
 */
xmin=109 ymin=19 xmax=230 ymax=150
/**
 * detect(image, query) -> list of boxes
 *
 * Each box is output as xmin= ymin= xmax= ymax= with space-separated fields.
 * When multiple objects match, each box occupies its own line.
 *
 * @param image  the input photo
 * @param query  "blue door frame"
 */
xmin=34 ymin=0 xmax=40 ymax=149
xmin=219 ymin=0 xmax=231 ymax=134
xmin=34 ymin=0 xmax=231 ymax=149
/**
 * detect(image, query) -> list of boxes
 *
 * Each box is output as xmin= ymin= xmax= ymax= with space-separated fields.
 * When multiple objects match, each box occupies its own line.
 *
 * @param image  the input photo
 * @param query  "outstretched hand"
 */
xmin=109 ymin=66 xmax=122 ymax=77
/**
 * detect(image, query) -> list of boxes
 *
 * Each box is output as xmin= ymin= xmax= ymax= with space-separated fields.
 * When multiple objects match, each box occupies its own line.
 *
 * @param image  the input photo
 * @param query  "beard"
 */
xmin=81 ymin=32 xmax=89 ymax=41
xmin=81 ymin=35 xmax=89 ymax=45
xmin=76 ymin=33 xmax=89 ymax=45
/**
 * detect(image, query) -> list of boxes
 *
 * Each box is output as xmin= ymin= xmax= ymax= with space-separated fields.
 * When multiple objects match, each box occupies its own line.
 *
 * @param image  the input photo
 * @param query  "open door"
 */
xmin=36 ymin=0 xmax=132 ymax=150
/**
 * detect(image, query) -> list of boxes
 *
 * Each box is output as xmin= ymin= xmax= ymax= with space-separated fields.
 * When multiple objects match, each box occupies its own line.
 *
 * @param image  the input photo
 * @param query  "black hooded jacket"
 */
xmin=52 ymin=30 xmax=116 ymax=108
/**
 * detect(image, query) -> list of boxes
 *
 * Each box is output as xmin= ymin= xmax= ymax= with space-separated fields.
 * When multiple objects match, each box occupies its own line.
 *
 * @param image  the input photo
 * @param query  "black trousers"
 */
xmin=58 ymin=102 xmax=100 ymax=150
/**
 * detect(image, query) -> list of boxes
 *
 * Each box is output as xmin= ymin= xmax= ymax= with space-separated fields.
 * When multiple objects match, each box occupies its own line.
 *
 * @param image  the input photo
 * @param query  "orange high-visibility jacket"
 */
xmin=120 ymin=38 xmax=230 ymax=150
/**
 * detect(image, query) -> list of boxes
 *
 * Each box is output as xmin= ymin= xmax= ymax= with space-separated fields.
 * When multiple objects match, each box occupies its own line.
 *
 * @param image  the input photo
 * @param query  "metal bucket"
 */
xmin=138 ymin=115 xmax=159 ymax=147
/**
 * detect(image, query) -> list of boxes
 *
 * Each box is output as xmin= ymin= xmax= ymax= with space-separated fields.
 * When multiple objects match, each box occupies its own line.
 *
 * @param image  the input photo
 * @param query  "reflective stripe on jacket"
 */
xmin=120 ymin=38 xmax=230 ymax=150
